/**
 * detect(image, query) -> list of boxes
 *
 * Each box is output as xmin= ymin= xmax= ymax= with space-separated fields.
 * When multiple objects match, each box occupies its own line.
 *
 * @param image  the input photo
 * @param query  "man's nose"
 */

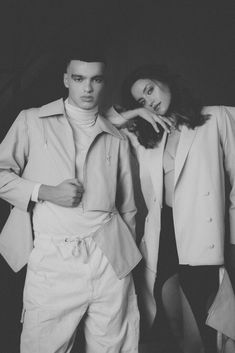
xmin=84 ymin=81 xmax=93 ymax=93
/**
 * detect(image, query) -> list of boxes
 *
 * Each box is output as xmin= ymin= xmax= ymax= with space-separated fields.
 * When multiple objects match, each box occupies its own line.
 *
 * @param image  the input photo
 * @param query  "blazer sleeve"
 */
xmin=105 ymin=106 xmax=142 ymax=158
xmin=217 ymin=106 xmax=235 ymax=244
xmin=0 ymin=110 xmax=37 ymax=211
xmin=116 ymin=136 xmax=137 ymax=239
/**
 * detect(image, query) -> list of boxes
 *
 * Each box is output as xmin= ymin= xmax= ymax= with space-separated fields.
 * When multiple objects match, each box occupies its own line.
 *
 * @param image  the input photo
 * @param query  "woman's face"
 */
xmin=130 ymin=78 xmax=172 ymax=116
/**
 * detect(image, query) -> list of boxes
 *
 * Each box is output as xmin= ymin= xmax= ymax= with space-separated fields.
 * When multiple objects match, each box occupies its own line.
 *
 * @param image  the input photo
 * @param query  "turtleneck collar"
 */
xmin=64 ymin=98 xmax=98 ymax=127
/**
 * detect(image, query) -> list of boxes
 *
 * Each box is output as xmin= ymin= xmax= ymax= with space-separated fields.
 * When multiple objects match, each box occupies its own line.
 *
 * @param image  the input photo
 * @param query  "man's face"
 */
xmin=64 ymin=60 xmax=105 ymax=110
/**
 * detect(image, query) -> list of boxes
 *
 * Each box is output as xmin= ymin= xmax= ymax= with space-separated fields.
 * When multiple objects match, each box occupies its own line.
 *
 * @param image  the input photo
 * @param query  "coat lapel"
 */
xmin=174 ymin=125 xmax=198 ymax=186
xmin=43 ymin=116 xmax=76 ymax=180
xmin=39 ymin=99 xmax=76 ymax=180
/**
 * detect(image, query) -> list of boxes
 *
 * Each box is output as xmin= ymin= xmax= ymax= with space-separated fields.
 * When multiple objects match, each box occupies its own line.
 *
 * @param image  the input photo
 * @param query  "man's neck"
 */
xmin=64 ymin=99 xmax=98 ymax=127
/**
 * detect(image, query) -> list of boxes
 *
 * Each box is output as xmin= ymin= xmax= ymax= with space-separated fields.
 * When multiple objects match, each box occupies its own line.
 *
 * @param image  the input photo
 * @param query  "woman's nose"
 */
xmin=145 ymin=97 xmax=153 ymax=108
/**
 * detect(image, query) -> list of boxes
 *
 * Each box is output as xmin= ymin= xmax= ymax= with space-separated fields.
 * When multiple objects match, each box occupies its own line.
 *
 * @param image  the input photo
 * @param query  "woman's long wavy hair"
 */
xmin=121 ymin=64 xmax=209 ymax=148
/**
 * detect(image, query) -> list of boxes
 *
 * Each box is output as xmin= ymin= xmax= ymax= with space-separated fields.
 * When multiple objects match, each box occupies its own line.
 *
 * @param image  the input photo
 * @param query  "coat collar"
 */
xmin=38 ymin=98 xmax=65 ymax=117
xmin=38 ymin=98 xmax=123 ymax=140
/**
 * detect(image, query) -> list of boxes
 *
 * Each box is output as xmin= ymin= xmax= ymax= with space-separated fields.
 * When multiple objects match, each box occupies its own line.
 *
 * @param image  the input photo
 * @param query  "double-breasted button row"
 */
xmin=208 ymin=244 xmax=215 ymax=249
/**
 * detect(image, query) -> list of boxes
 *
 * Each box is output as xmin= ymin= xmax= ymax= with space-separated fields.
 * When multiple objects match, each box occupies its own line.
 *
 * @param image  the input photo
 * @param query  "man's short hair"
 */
xmin=64 ymin=44 xmax=107 ymax=71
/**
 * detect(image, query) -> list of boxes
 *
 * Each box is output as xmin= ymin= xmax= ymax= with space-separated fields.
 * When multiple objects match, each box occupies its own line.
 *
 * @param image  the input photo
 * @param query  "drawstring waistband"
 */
xmin=62 ymin=236 xmax=90 ymax=262
xmin=33 ymin=211 xmax=117 ymax=263
xmin=52 ymin=235 xmax=92 ymax=263
xmin=34 ymin=233 xmax=94 ymax=263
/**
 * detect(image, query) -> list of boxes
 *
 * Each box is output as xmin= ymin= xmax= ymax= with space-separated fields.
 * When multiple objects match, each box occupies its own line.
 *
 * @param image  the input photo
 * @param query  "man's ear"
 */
xmin=64 ymin=73 xmax=69 ymax=88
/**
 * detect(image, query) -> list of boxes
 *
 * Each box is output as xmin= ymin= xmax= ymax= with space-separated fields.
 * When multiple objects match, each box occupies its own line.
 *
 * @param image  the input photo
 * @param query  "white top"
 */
xmin=163 ymin=128 xmax=181 ymax=206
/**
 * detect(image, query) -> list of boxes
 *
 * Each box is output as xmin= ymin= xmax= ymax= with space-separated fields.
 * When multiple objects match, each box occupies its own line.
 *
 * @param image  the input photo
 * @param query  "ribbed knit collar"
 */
xmin=64 ymin=98 xmax=98 ymax=127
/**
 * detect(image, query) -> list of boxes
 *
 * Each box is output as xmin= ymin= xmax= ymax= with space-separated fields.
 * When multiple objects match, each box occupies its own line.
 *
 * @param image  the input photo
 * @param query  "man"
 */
xmin=0 ymin=50 xmax=141 ymax=353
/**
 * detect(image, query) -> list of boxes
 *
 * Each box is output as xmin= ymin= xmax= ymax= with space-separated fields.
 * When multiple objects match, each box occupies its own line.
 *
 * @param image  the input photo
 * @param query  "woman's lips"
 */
xmin=153 ymin=102 xmax=161 ymax=112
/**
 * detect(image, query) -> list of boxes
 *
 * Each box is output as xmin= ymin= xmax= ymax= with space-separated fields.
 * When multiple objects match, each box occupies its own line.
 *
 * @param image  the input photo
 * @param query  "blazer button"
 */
xmin=209 ymin=244 xmax=215 ymax=249
xmin=153 ymin=197 xmax=156 ymax=202
xmin=204 ymin=191 xmax=210 ymax=196
xmin=206 ymin=217 xmax=212 ymax=222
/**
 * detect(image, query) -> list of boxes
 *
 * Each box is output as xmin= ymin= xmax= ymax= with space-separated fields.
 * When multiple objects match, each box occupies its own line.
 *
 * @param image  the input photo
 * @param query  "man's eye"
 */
xmin=140 ymin=100 xmax=145 ymax=106
xmin=94 ymin=78 xmax=103 ymax=83
xmin=73 ymin=77 xmax=83 ymax=82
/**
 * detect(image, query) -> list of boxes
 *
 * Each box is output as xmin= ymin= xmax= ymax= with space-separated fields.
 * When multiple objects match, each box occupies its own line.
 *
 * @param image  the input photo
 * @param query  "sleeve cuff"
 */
xmin=31 ymin=183 xmax=42 ymax=202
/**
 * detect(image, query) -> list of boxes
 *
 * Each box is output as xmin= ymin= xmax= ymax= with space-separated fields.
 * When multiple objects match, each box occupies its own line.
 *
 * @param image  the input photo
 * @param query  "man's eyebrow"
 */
xmin=71 ymin=74 xmax=83 ymax=78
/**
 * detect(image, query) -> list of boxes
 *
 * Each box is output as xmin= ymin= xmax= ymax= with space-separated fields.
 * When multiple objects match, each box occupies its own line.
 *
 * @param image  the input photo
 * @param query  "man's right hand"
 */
xmin=38 ymin=179 xmax=84 ymax=207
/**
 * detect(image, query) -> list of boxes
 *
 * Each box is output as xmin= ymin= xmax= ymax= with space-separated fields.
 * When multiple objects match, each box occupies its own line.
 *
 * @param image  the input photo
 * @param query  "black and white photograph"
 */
xmin=0 ymin=1 xmax=235 ymax=352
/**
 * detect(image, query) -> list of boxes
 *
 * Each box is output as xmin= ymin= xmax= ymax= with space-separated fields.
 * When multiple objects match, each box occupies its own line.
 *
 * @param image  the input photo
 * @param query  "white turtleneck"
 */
xmin=32 ymin=99 xmax=110 ymax=238
xmin=65 ymin=98 xmax=97 ymax=127
xmin=65 ymin=99 xmax=97 ymax=182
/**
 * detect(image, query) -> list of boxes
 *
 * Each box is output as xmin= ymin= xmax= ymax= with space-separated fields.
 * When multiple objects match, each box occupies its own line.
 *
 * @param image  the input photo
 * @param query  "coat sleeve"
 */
xmin=116 ymin=136 xmax=137 ymax=239
xmin=217 ymin=106 xmax=235 ymax=244
xmin=0 ymin=110 xmax=37 ymax=211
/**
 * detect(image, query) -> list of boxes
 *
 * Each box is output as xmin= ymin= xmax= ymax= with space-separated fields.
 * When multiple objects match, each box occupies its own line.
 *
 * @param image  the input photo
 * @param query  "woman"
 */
xmin=107 ymin=64 xmax=235 ymax=353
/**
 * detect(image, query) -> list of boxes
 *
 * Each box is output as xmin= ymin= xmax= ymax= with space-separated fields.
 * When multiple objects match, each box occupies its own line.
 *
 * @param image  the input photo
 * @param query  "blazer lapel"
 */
xmin=174 ymin=125 xmax=198 ymax=186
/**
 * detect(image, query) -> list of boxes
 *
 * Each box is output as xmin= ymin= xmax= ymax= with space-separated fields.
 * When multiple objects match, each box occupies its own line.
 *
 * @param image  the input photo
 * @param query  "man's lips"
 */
xmin=81 ymin=96 xmax=93 ymax=101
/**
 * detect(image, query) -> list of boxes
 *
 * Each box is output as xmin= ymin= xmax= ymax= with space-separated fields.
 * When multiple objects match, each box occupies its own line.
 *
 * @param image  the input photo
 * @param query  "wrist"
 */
xmin=121 ymin=109 xmax=139 ymax=121
xmin=38 ymin=184 xmax=55 ymax=203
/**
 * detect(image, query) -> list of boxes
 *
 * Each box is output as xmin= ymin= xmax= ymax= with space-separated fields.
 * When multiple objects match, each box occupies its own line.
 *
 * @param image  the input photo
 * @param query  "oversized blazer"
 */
xmin=108 ymin=105 xmax=235 ymax=324
xmin=0 ymin=99 xmax=142 ymax=278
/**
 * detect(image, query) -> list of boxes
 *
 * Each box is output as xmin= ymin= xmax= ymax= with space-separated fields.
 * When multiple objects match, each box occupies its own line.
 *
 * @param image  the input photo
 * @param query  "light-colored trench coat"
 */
xmin=108 ymin=105 xmax=235 ymax=326
xmin=0 ymin=98 xmax=142 ymax=278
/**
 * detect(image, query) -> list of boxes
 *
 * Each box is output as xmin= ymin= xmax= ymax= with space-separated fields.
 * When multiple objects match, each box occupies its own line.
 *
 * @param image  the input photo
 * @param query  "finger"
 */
xmin=76 ymin=186 xmax=84 ymax=194
xmin=65 ymin=178 xmax=79 ymax=184
xmin=161 ymin=116 xmax=172 ymax=125
xmin=154 ymin=115 xmax=172 ymax=127
xmin=75 ymin=190 xmax=83 ymax=198
xmin=72 ymin=196 xmax=81 ymax=206
xmin=68 ymin=178 xmax=83 ymax=187
xmin=153 ymin=117 xmax=171 ymax=133
xmin=151 ymin=122 xmax=160 ymax=133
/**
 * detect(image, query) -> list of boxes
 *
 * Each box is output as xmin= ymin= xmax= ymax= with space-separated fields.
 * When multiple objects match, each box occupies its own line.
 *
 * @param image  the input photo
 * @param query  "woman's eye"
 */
xmin=147 ymin=87 xmax=153 ymax=95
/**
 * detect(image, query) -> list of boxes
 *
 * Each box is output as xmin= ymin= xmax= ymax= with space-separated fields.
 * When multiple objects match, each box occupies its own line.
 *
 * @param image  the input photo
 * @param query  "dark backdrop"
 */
xmin=0 ymin=0 xmax=234 ymax=352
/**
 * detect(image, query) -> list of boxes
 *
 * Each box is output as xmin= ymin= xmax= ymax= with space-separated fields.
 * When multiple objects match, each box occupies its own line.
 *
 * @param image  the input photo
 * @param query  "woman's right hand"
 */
xmin=121 ymin=107 xmax=172 ymax=133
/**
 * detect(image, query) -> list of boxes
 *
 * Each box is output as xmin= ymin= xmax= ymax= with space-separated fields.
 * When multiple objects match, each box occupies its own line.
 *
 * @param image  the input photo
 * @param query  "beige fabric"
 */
xmin=206 ymin=268 xmax=235 ymax=352
xmin=0 ymin=99 xmax=142 ymax=277
xmin=107 ymin=105 xmax=235 ymax=325
xmin=21 ymin=236 xmax=139 ymax=353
